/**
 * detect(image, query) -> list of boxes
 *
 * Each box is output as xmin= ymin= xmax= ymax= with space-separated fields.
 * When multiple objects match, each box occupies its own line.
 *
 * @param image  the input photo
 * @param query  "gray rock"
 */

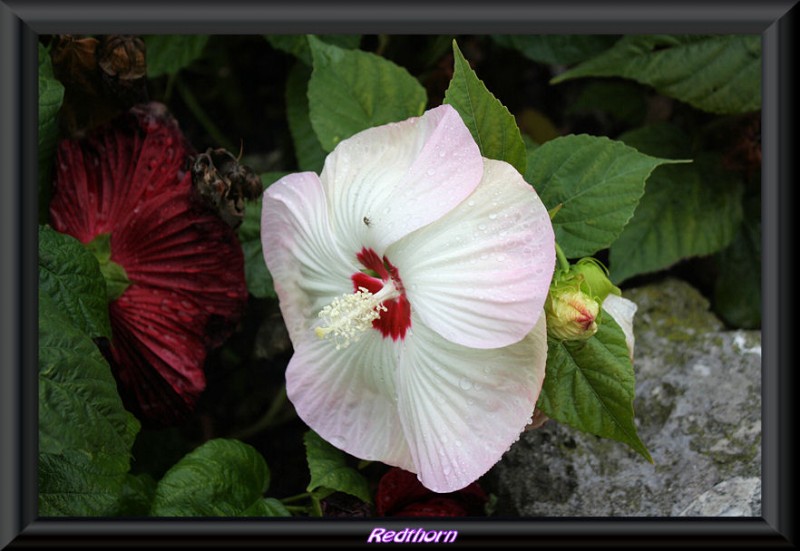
xmin=485 ymin=278 xmax=762 ymax=517
xmin=677 ymin=477 xmax=761 ymax=516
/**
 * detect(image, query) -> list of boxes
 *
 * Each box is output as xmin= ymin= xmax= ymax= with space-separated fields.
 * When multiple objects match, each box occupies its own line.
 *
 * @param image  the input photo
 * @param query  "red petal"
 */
xmin=376 ymin=468 xmax=432 ymax=516
xmin=352 ymin=247 xmax=412 ymax=341
xmin=376 ymin=467 xmax=489 ymax=517
xmin=351 ymin=272 xmax=411 ymax=341
xmin=50 ymin=102 xmax=192 ymax=242
xmin=393 ymin=497 xmax=469 ymax=517
xmin=50 ymin=103 xmax=247 ymax=425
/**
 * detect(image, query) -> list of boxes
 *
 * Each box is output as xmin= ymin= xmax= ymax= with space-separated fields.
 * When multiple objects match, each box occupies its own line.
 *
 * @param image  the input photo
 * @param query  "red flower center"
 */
xmin=351 ymin=248 xmax=411 ymax=341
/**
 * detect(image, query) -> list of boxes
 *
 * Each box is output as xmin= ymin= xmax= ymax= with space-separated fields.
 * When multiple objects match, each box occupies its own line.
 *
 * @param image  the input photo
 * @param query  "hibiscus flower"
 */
xmin=262 ymin=104 xmax=555 ymax=492
xmin=49 ymin=102 xmax=248 ymax=425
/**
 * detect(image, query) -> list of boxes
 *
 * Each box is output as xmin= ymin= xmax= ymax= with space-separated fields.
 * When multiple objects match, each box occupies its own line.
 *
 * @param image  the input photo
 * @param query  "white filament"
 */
xmin=315 ymin=283 xmax=400 ymax=349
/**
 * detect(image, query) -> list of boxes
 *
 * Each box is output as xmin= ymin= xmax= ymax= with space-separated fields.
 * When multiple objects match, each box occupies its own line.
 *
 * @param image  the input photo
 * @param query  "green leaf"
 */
xmin=242 ymin=497 xmax=292 ymax=517
xmin=537 ymin=310 xmax=652 ymax=462
xmin=266 ymin=34 xmax=362 ymax=66
xmin=713 ymin=189 xmax=761 ymax=329
xmin=114 ymin=473 xmax=158 ymax=516
xmin=566 ymin=81 xmax=648 ymax=126
xmin=492 ymin=34 xmax=620 ymax=66
xmin=144 ymin=35 xmax=210 ymax=78
xmin=526 ymin=134 xmax=684 ymax=258
xmin=612 ymin=121 xmax=691 ymax=159
xmin=237 ymin=172 xmax=286 ymax=298
xmin=304 ymin=431 xmax=371 ymax=504
xmin=307 ymin=35 xmax=427 ymax=152
xmin=285 ymin=62 xmax=326 ymax=172
xmin=151 ymin=439 xmax=287 ymax=517
xmin=39 ymin=225 xmax=112 ymax=340
xmin=552 ymin=35 xmax=761 ymax=115
xmin=444 ymin=40 xmax=526 ymax=175
xmin=39 ymin=43 xmax=64 ymax=223
xmin=39 ymin=292 xmax=140 ymax=516
xmin=610 ymin=124 xmax=744 ymax=283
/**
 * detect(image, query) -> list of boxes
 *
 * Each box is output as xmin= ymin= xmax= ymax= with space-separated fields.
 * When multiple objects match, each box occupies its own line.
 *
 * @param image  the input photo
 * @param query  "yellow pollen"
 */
xmin=315 ymin=284 xmax=400 ymax=349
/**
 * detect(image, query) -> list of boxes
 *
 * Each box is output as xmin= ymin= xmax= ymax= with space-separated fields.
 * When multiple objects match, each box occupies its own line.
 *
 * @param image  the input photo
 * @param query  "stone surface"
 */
xmin=676 ymin=477 xmax=761 ymax=516
xmin=485 ymin=278 xmax=762 ymax=517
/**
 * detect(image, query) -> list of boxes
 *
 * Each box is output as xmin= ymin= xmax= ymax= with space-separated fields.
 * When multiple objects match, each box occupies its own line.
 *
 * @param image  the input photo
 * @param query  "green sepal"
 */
xmin=572 ymin=258 xmax=621 ymax=303
xmin=85 ymin=233 xmax=131 ymax=301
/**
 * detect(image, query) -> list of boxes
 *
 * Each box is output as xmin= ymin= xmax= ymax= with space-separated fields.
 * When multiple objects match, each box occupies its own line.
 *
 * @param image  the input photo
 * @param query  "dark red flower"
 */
xmin=49 ymin=102 xmax=248 ymax=425
xmin=376 ymin=467 xmax=488 ymax=517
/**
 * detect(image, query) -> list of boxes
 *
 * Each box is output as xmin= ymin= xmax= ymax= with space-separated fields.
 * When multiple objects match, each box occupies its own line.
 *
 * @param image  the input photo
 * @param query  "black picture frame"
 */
xmin=1 ymin=1 xmax=796 ymax=548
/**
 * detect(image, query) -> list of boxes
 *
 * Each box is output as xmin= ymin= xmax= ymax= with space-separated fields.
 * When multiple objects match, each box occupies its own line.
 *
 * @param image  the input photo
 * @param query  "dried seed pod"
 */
xmin=50 ymin=34 xmax=149 ymax=137
xmin=97 ymin=35 xmax=147 ymax=81
xmin=190 ymin=147 xmax=263 ymax=228
xmin=51 ymin=35 xmax=100 ymax=92
xmin=96 ymin=35 xmax=148 ymax=107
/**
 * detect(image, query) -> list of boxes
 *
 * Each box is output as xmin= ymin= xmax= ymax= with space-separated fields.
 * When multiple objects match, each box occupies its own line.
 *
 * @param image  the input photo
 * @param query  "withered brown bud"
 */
xmin=50 ymin=34 xmax=149 ymax=137
xmin=51 ymin=35 xmax=101 ymax=94
xmin=96 ymin=35 xmax=148 ymax=107
xmin=97 ymin=35 xmax=147 ymax=81
xmin=191 ymin=147 xmax=264 ymax=228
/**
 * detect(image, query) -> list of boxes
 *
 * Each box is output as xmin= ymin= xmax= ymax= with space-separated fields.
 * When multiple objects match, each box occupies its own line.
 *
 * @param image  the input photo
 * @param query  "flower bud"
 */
xmin=545 ymin=288 xmax=600 ymax=341
xmin=572 ymin=257 xmax=620 ymax=303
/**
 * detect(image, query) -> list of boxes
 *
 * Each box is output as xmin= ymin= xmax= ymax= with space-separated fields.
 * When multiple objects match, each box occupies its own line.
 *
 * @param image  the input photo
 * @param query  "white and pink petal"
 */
xmin=395 ymin=315 xmax=548 ymax=493
xmin=602 ymin=294 xmax=638 ymax=361
xmin=262 ymin=172 xmax=359 ymax=344
xmin=388 ymin=158 xmax=555 ymax=350
xmin=285 ymin=332 xmax=415 ymax=472
xmin=320 ymin=104 xmax=483 ymax=255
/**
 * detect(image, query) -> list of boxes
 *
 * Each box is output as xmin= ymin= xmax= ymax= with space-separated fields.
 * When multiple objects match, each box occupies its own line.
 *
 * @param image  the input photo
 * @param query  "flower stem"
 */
xmin=281 ymin=492 xmax=311 ymax=504
xmin=174 ymin=75 xmax=237 ymax=151
xmin=228 ymin=385 xmax=292 ymax=440
xmin=555 ymin=242 xmax=570 ymax=273
xmin=283 ymin=505 xmax=308 ymax=514
xmin=163 ymin=72 xmax=177 ymax=104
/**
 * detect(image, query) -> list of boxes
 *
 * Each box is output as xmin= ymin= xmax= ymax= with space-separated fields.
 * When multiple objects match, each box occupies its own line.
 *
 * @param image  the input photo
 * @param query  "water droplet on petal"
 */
xmin=458 ymin=377 xmax=472 ymax=390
